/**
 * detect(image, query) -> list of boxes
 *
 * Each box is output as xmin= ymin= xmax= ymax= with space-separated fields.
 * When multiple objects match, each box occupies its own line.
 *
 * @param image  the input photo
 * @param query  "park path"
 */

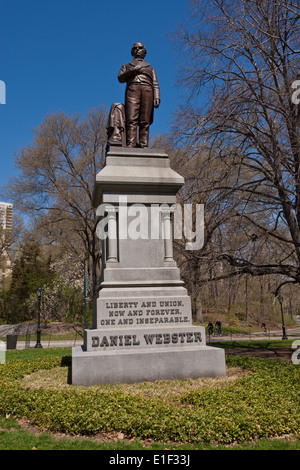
xmin=11 ymin=325 xmax=300 ymax=350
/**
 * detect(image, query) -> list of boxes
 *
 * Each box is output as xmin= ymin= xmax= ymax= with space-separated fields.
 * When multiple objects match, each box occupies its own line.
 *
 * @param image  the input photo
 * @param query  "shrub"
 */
xmin=0 ymin=354 xmax=299 ymax=444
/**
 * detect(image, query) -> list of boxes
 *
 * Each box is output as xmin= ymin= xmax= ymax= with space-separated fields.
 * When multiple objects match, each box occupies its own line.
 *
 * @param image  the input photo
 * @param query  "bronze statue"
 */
xmin=106 ymin=103 xmax=126 ymax=147
xmin=117 ymin=42 xmax=160 ymax=148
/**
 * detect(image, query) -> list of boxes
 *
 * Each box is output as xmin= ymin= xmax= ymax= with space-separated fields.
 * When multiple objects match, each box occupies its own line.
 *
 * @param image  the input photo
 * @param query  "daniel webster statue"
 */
xmin=118 ymin=42 xmax=160 ymax=148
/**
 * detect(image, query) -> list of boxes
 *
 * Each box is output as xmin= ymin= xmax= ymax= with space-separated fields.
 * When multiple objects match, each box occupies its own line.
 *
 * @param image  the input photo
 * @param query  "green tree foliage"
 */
xmin=0 ymin=239 xmax=54 ymax=323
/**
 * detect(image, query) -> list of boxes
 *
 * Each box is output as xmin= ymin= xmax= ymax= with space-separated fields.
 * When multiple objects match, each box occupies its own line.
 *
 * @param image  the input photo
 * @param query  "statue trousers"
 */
xmin=125 ymin=83 xmax=153 ymax=147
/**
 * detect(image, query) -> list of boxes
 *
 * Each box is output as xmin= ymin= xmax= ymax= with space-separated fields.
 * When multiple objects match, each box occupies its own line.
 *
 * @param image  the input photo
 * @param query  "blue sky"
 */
xmin=0 ymin=0 xmax=192 ymax=190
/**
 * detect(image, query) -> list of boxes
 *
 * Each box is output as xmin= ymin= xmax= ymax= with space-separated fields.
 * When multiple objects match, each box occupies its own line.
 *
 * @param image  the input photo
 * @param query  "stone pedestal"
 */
xmin=72 ymin=147 xmax=226 ymax=385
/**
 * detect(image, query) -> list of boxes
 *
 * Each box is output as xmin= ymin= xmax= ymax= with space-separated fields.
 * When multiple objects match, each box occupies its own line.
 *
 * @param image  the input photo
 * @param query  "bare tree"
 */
xmin=3 ymin=106 xmax=107 ymax=298
xmin=172 ymin=0 xmax=300 ymax=294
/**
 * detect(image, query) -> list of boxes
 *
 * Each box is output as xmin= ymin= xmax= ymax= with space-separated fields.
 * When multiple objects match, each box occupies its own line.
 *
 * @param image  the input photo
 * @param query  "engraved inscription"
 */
xmin=90 ymin=331 xmax=202 ymax=348
xmin=100 ymin=316 xmax=189 ymax=326
xmin=92 ymin=335 xmax=141 ymax=347
xmin=97 ymin=297 xmax=191 ymax=327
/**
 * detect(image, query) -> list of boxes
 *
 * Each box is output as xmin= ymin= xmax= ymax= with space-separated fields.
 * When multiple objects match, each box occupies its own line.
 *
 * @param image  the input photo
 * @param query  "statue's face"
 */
xmin=132 ymin=43 xmax=146 ymax=59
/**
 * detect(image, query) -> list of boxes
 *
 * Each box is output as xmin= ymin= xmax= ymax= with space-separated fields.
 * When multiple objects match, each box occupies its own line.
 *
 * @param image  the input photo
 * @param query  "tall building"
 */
xmin=0 ymin=202 xmax=13 ymax=284
xmin=0 ymin=202 xmax=13 ymax=231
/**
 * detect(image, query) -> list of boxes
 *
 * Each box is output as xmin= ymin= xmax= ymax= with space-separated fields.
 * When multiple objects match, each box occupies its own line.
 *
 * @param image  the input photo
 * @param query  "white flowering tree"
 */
xmin=27 ymin=252 xmax=85 ymax=323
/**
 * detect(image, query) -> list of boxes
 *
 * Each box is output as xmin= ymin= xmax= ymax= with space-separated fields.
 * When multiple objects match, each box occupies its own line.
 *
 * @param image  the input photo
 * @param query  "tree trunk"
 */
xmin=194 ymin=294 xmax=203 ymax=323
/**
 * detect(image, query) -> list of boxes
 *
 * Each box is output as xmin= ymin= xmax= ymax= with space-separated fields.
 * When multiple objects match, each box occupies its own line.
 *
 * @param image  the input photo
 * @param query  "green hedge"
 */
xmin=0 ymin=354 xmax=299 ymax=444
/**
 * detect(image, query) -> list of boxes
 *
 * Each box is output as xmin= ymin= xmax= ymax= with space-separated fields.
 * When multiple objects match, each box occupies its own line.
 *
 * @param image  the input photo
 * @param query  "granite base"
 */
xmin=71 ymin=345 xmax=226 ymax=386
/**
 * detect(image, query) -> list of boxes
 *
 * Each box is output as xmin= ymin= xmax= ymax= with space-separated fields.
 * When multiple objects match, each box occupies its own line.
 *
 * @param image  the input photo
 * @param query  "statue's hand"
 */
xmin=154 ymin=99 xmax=160 ymax=108
xmin=133 ymin=64 xmax=145 ymax=73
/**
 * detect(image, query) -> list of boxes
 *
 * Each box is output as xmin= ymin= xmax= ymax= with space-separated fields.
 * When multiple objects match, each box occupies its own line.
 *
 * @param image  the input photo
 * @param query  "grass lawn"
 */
xmin=1 ymin=333 xmax=82 ymax=343
xmin=0 ymin=344 xmax=299 ymax=451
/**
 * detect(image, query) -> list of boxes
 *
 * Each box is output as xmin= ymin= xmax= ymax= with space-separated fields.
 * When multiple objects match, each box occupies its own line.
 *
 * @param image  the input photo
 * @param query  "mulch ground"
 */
xmin=225 ymin=347 xmax=293 ymax=361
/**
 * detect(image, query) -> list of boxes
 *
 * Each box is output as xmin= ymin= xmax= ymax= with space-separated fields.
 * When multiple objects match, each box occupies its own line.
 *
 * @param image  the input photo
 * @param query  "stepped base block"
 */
xmin=72 ymin=345 xmax=226 ymax=386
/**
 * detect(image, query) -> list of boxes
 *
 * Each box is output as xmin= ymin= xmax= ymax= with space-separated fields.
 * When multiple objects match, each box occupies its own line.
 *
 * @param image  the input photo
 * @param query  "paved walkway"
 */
xmin=9 ymin=326 xmax=300 ymax=350
xmin=207 ymin=327 xmax=300 ymax=342
xmin=14 ymin=338 xmax=84 ymax=350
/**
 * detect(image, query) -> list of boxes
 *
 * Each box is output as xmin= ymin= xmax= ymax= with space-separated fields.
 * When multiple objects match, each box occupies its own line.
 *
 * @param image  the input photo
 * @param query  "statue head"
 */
xmin=131 ymin=42 xmax=147 ymax=59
